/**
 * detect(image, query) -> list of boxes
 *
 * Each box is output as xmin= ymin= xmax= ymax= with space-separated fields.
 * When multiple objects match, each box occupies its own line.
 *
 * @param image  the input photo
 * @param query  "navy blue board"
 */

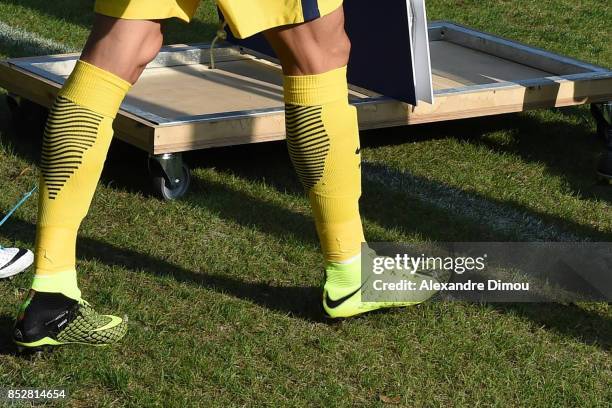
xmin=301 ymin=0 xmax=322 ymax=21
xmin=223 ymin=1 xmax=418 ymax=105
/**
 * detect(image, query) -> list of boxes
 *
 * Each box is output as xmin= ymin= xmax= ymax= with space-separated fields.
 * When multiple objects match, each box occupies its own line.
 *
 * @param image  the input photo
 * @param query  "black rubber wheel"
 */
xmin=591 ymin=104 xmax=609 ymax=141
xmin=150 ymin=163 xmax=191 ymax=200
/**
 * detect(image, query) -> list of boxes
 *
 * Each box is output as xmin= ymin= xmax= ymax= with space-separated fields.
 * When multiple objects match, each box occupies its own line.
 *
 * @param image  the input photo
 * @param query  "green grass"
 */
xmin=0 ymin=0 xmax=611 ymax=406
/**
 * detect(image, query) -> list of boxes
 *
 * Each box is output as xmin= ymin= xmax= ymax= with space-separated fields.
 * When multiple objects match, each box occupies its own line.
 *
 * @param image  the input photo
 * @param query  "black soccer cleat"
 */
xmin=13 ymin=291 xmax=127 ymax=351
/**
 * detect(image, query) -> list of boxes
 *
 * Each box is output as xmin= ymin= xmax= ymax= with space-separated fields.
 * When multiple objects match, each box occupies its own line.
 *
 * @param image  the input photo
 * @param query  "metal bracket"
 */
xmin=149 ymin=153 xmax=184 ymax=188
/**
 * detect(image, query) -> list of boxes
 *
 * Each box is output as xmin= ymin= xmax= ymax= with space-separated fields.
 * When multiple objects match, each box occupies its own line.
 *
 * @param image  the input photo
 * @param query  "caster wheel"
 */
xmin=151 ymin=164 xmax=191 ymax=200
xmin=148 ymin=153 xmax=191 ymax=200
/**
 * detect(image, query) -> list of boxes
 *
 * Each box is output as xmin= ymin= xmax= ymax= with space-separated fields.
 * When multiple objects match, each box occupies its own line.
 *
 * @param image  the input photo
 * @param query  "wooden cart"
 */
xmin=2 ymin=21 xmax=611 ymax=199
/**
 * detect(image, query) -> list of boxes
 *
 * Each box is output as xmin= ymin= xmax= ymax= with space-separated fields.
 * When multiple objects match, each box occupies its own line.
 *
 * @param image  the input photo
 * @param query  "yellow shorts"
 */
xmin=94 ymin=0 xmax=343 ymax=39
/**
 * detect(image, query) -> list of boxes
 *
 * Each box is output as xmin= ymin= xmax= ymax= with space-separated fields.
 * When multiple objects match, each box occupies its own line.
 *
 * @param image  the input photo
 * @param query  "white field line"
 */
xmin=0 ymin=23 xmax=590 ymax=242
xmin=362 ymin=162 xmax=585 ymax=242
xmin=0 ymin=21 xmax=75 ymax=56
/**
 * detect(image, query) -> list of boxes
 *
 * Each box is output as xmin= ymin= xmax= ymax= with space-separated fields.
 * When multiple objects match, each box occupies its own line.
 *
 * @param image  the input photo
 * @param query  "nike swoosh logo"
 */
xmin=0 ymin=248 xmax=27 ymax=270
xmin=325 ymin=282 xmax=366 ymax=309
xmin=93 ymin=315 xmax=123 ymax=332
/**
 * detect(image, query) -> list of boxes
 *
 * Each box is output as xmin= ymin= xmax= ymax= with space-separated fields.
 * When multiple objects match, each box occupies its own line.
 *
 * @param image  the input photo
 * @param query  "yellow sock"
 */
xmin=32 ymin=60 xmax=130 ymax=300
xmin=283 ymin=66 xmax=365 ymax=263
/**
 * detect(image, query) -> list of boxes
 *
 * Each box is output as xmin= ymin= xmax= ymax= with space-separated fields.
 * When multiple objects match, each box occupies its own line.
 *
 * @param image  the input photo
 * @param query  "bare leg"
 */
xmin=263 ymin=7 xmax=350 ymax=75
xmin=81 ymin=14 xmax=164 ymax=83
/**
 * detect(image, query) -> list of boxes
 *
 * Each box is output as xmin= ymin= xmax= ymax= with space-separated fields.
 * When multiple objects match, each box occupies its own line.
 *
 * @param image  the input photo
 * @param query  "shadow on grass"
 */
xmin=185 ymin=164 xmax=501 ymax=243
xmin=0 ymin=218 xmax=325 ymax=327
xmin=1 ymin=216 xmax=610 ymax=354
xmin=183 ymin=129 xmax=611 ymax=242
xmin=360 ymin=108 xmax=611 ymax=204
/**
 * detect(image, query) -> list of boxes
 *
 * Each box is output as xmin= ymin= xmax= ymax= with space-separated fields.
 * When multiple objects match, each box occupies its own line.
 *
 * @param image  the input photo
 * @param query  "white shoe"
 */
xmin=0 ymin=247 xmax=33 ymax=279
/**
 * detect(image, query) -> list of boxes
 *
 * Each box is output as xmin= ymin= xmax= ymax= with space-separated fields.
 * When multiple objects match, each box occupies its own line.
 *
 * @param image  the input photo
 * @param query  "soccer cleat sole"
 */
xmin=15 ymin=337 xmax=113 ymax=353
xmin=322 ymin=289 xmax=425 ymax=319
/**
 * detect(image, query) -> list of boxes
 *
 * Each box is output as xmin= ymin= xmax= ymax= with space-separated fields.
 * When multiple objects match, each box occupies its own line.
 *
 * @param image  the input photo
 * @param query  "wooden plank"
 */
xmin=128 ymin=60 xmax=284 ymax=119
xmin=356 ymin=76 xmax=612 ymax=128
xmin=149 ymin=76 xmax=612 ymax=153
xmin=127 ymin=41 xmax=558 ymax=121
xmin=126 ymin=58 xmax=369 ymax=122
xmin=152 ymin=114 xmax=286 ymax=154
xmin=121 ymin=42 xmax=584 ymax=123
xmin=114 ymin=113 xmax=157 ymax=153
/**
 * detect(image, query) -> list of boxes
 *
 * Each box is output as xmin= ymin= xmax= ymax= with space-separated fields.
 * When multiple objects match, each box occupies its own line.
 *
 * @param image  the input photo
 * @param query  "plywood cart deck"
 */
xmin=2 ymin=21 xmax=611 ymax=199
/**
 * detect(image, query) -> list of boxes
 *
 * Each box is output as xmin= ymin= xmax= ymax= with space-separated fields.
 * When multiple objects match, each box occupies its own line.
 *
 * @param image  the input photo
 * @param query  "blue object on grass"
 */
xmin=0 ymin=185 xmax=38 ymax=230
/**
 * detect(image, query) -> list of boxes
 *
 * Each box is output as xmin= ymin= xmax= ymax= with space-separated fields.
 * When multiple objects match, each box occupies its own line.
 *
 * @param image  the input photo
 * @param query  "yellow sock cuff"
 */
xmin=283 ymin=66 xmax=348 ymax=106
xmin=59 ymin=60 xmax=131 ymax=118
xmin=32 ymin=270 xmax=81 ymax=300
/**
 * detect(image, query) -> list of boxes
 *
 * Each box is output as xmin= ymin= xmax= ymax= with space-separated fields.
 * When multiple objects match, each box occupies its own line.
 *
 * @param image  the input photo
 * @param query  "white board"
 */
xmin=407 ymin=0 xmax=434 ymax=104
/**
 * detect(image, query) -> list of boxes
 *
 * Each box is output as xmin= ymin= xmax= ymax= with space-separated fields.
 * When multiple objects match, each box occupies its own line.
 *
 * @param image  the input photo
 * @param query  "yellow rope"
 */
xmin=209 ymin=21 xmax=228 ymax=70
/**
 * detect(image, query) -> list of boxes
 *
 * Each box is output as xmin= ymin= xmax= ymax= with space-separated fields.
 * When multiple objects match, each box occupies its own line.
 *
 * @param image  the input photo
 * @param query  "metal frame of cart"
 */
xmin=1 ymin=21 xmax=611 ymax=199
